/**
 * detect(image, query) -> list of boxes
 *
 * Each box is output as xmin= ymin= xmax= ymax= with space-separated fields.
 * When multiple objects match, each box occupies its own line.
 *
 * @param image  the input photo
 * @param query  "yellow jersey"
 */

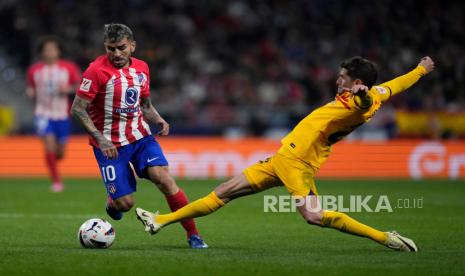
xmin=279 ymin=66 xmax=427 ymax=170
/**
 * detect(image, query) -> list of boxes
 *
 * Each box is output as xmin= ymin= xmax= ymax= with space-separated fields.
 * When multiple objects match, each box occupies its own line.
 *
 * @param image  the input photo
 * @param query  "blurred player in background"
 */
xmin=71 ymin=23 xmax=207 ymax=248
xmin=26 ymin=36 xmax=81 ymax=192
xmin=136 ymin=56 xmax=435 ymax=252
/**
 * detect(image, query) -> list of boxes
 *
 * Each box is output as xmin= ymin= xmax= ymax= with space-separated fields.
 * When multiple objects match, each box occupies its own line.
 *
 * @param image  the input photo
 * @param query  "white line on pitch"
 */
xmin=0 ymin=213 xmax=102 ymax=219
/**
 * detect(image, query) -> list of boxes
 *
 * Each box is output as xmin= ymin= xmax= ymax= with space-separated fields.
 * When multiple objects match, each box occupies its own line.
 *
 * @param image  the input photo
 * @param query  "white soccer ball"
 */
xmin=78 ymin=218 xmax=115 ymax=249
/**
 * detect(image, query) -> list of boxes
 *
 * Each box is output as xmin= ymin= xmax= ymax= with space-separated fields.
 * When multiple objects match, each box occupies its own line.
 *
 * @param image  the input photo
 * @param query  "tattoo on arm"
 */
xmin=71 ymin=96 xmax=106 ymax=143
xmin=140 ymin=97 xmax=162 ymax=123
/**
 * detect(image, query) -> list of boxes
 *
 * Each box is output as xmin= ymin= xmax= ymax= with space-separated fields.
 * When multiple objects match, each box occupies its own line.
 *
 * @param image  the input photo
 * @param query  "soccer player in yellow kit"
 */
xmin=136 ymin=56 xmax=435 ymax=251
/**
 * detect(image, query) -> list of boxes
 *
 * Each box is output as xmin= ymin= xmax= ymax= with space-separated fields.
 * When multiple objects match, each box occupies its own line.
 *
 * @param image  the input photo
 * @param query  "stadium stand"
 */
xmin=0 ymin=0 xmax=464 ymax=138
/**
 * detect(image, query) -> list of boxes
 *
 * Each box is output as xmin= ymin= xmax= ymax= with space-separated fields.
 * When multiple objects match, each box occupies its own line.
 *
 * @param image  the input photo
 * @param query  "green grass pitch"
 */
xmin=1 ymin=178 xmax=464 ymax=275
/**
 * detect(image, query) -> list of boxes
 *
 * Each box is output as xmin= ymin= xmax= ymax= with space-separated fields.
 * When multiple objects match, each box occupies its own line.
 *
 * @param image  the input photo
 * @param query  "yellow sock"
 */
xmin=155 ymin=192 xmax=225 ymax=226
xmin=321 ymin=211 xmax=387 ymax=244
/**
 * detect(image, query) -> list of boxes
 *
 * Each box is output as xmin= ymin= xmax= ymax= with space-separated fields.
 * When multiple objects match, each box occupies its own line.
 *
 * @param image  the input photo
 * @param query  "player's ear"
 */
xmin=130 ymin=41 xmax=136 ymax=53
xmin=354 ymin=79 xmax=363 ymax=85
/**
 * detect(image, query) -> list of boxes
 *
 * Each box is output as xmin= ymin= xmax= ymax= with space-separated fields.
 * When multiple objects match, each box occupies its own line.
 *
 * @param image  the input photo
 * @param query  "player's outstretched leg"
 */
xmin=321 ymin=211 xmax=418 ymax=251
xmin=147 ymin=166 xmax=211 ymax=248
xmin=136 ymin=208 xmax=161 ymax=234
xmin=136 ymin=191 xmax=224 ymax=235
xmin=297 ymin=196 xmax=418 ymax=252
xmin=136 ymin=174 xmax=255 ymax=245
xmin=384 ymin=231 xmax=418 ymax=252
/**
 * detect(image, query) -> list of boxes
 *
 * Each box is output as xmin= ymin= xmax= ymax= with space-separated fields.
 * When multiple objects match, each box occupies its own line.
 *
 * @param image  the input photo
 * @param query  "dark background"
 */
xmin=0 ymin=0 xmax=463 ymax=137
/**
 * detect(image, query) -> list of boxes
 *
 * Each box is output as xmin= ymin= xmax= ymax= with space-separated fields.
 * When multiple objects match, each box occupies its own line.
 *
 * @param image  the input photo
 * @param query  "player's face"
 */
xmin=104 ymin=37 xmax=136 ymax=68
xmin=42 ymin=42 xmax=60 ymax=63
xmin=336 ymin=68 xmax=358 ymax=94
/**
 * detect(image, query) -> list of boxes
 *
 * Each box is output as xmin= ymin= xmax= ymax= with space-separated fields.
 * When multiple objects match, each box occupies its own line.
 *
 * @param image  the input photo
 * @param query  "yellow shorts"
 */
xmin=243 ymin=150 xmax=318 ymax=197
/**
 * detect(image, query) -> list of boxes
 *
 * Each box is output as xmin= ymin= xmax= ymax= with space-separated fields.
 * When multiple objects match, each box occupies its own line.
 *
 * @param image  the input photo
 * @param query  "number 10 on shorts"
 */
xmin=101 ymin=165 xmax=116 ymax=182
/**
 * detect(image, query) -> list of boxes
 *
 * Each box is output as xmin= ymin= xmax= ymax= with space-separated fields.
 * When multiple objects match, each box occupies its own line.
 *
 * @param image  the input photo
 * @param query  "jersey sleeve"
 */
xmin=76 ymin=66 xmax=100 ymax=101
xmin=371 ymin=86 xmax=391 ymax=103
xmin=377 ymin=66 xmax=427 ymax=102
xmin=140 ymin=63 xmax=150 ymax=98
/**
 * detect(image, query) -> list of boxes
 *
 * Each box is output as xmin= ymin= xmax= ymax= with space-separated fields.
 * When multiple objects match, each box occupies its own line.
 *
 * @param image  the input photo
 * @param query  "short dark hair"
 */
xmin=340 ymin=56 xmax=378 ymax=88
xmin=36 ymin=35 xmax=63 ymax=55
xmin=103 ymin=23 xmax=134 ymax=43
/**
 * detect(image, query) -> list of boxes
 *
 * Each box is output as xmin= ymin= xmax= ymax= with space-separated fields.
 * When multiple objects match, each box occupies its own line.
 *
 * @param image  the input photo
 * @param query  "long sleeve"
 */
xmin=378 ymin=65 xmax=427 ymax=100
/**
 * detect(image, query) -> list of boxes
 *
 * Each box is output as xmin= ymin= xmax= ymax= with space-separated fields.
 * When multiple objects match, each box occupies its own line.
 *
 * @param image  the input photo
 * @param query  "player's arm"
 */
xmin=71 ymin=95 xmax=118 ymax=159
xmin=378 ymin=56 xmax=435 ymax=102
xmin=72 ymin=65 xmax=117 ymax=158
xmin=140 ymin=97 xmax=169 ymax=135
xmin=26 ymin=86 xmax=35 ymax=99
xmin=25 ymin=67 xmax=36 ymax=99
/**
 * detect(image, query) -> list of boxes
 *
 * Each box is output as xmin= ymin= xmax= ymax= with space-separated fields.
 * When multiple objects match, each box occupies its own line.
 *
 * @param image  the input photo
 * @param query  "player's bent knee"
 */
xmin=119 ymin=202 xmax=133 ymax=212
xmin=114 ymin=198 xmax=134 ymax=212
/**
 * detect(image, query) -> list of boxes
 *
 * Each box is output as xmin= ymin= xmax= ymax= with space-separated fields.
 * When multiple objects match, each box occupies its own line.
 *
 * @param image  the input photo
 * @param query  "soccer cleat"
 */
xmin=135 ymin=208 xmax=162 ymax=235
xmin=385 ymin=231 xmax=418 ymax=252
xmin=188 ymin=235 xmax=208 ymax=249
xmin=51 ymin=182 xmax=64 ymax=192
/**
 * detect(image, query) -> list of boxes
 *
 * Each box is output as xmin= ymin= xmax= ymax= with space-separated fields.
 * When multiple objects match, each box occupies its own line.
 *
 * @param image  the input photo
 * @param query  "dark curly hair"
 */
xmin=340 ymin=56 xmax=378 ymax=88
xmin=36 ymin=35 xmax=63 ymax=55
xmin=103 ymin=23 xmax=134 ymax=43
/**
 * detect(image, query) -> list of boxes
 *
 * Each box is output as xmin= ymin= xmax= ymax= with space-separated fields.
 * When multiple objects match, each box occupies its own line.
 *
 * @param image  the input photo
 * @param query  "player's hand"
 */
xmin=98 ymin=138 xmax=118 ymax=159
xmin=156 ymin=118 xmax=170 ymax=136
xmin=26 ymin=87 xmax=35 ymax=99
xmin=418 ymin=56 xmax=435 ymax=74
xmin=350 ymin=84 xmax=369 ymax=95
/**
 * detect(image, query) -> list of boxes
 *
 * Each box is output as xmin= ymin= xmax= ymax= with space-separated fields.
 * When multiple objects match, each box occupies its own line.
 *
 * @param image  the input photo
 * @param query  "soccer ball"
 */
xmin=78 ymin=218 xmax=115 ymax=249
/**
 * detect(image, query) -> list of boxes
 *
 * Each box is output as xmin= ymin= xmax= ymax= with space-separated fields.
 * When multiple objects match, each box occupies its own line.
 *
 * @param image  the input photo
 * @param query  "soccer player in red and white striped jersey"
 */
xmin=74 ymin=47 xmax=151 ymax=148
xmin=71 ymin=23 xmax=207 ymax=248
xmin=26 ymin=36 xmax=81 ymax=192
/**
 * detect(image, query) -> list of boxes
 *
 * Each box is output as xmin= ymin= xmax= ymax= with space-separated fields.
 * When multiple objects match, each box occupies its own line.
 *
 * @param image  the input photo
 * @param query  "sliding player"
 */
xmin=136 ymin=56 xmax=435 ymax=252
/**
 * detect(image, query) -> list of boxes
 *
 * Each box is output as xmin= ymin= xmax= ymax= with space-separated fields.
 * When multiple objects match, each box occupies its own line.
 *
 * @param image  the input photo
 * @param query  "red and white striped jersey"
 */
xmin=27 ymin=60 xmax=81 ymax=119
xmin=76 ymin=55 xmax=152 ymax=148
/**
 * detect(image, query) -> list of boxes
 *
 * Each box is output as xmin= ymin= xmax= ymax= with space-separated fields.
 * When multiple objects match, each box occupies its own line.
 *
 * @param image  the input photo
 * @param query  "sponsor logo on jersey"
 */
xmin=79 ymin=78 xmax=92 ymax=92
xmin=115 ymin=107 xmax=140 ymax=113
xmin=125 ymin=87 xmax=139 ymax=106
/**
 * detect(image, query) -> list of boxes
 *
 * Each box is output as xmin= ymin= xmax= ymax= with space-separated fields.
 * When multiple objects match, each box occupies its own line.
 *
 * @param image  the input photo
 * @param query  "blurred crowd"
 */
xmin=1 ymin=0 xmax=464 ymax=138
